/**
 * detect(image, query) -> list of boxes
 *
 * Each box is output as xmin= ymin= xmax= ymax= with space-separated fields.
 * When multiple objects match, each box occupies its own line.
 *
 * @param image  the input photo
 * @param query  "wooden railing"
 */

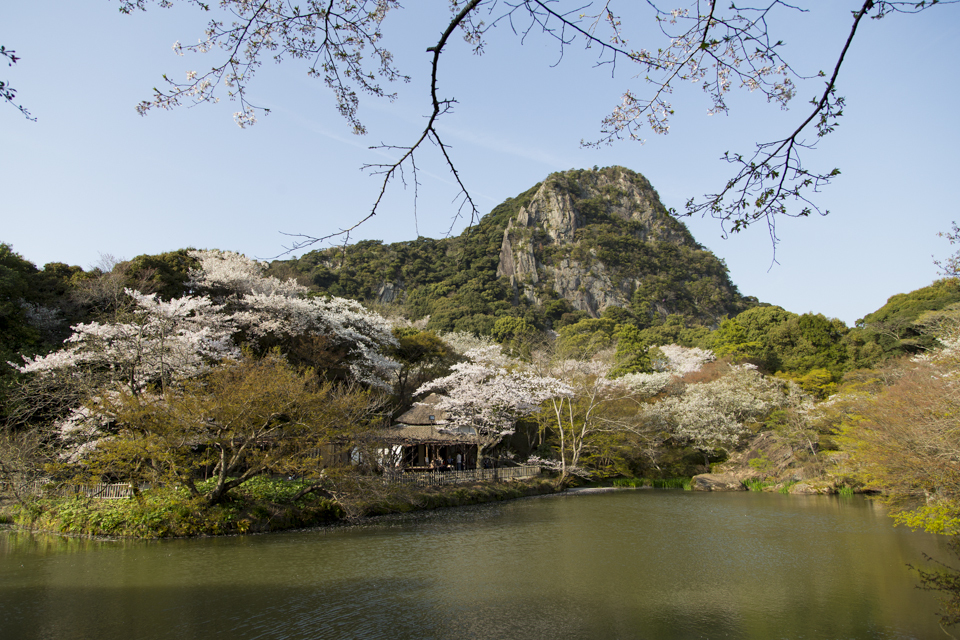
xmin=2 ymin=466 xmax=542 ymax=498
xmin=383 ymin=465 xmax=541 ymax=487
xmin=2 ymin=481 xmax=139 ymax=499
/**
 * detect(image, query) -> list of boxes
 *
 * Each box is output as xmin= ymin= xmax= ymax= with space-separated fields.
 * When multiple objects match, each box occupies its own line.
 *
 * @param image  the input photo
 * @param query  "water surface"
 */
xmin=0 ymin=491 xmax=950 ymax=639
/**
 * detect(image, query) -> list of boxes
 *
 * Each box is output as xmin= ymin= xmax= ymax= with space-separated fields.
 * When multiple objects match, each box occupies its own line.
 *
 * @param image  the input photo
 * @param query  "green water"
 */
xmin=0 ymin=491 xmax=950 ymax=639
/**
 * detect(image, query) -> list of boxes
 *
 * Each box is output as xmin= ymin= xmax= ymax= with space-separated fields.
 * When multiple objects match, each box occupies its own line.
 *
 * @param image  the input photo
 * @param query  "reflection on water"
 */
xmin=0 ymin=492 xmax=950 ymax=640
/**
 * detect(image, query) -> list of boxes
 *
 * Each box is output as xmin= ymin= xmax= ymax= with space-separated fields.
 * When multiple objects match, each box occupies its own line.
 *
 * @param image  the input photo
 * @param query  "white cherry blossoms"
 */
xmin=415 ymin=346 xmax=571 ymax=453
xmin=188 ymin=249 xmax=398 ymax=389
xmin=15 ymin=289 xmax=236 ymax=394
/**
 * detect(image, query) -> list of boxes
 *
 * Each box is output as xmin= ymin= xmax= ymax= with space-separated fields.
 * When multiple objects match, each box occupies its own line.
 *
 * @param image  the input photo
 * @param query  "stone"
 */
xmin=690 ymin=473 xmax=747 ymax=492
xmin=788 ymin=481 xmax=836 ymax=495
xmin=377 ymin=282 xmax=401 ymax=304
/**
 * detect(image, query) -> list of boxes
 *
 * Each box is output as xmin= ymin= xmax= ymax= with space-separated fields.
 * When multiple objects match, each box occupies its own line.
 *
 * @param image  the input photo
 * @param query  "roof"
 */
xmin=395 ymin=393 xmax=449 ymax=426
xmin=378 ymin=423 xmax=476 ymax=445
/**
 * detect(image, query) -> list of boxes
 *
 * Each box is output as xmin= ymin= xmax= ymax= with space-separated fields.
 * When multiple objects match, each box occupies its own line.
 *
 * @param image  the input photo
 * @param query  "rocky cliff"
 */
xmin=492 ymin=167 xmax=749 ymax=324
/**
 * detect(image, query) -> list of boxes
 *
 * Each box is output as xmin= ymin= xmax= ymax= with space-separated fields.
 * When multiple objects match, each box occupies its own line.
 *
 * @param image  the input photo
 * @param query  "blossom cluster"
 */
xmin=15 ymin=289 xmax=237 ymax=393
xmin=651 ymin=344 xmax=715 ymax=374
xmin=646 ymin=363 xmax=788 ymax=452
xmin=16 ymin=251 xmax=400 ymax=392
xmin=416 ymin=346 xmax=571 ymax=443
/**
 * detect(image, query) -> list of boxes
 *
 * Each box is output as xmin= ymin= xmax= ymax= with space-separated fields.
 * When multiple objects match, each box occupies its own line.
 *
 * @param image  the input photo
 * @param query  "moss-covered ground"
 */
xmin=0 ymin=477 xmax=560 ymax=539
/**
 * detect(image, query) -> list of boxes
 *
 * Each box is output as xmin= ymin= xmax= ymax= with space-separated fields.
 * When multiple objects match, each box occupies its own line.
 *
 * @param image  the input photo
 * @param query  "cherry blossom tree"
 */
xmin=188 ymin=249 xmax=399 ymax=388
xmin=616 ymin=371 xmax=675 ymax=400
xmin=14 ymin=289 xmax=236 ymax=395
xmin=532 ymin=356 xmax=649 ymax=482
xmin=187 ymin=249 xmax=307 ymax=298
xmin=11 ymin=251 xmax=400 ymax=464
xmin=415 ymin=345 xmax=568 ymax=465
xmin=651 ymin=344 xmax=715 ymax=375
xmin=9 ymin=288 xmax=237 ymax=462
xmin=648 ymin=363 xmax=788 ymax=467
xmin=434 ymin=330 xmax=496 ymax=356
xmin=610 ymin=344 xmax=713 ymax=401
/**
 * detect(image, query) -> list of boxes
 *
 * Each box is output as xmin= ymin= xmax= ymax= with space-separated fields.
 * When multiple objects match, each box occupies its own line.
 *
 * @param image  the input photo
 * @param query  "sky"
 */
xmin=3 ymin=1 xmax=959 ymax=326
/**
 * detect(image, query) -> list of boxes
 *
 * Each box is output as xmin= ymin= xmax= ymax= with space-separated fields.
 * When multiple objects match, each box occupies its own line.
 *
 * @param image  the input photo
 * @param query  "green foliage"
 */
xmin=124 ymin=249 xmax=198 ymax=300
xmin=84 ymin=354 xmax=380 ymax=506
xmin=636 ymin=314 xmax=712 ymax=348
xmin=785 ymin=368 xmax=837 ymax=399
xmin=556 ymin=318 xmax=617 ymax=356
xmin=653 ymin=477 xmax=692 ymax=490
xmin=0 ymin=244 xmax=90 ymax=422
xmin=861 ymin=278 xmax=960 ymax=327
xmin=709 ymin=306 xmax=851 ymax=381
xmin=6 ymin=482 xmax=342 ymax=538
xmin=611 ymin=477 xmax=648 ymax=487
xmin=388 ymin=328 xmax=455 ymax=406
xmin=852 ymin=279 xmax=960 ymax=363
xmin=610 ymin=477 xmax=690 ymax=489
xmin=748 ymin=452 xmax=776 ymax=476
xmin=492 ymin=315 xmax=536 ymax=343
xmin=777 ymin=481 xmax=799 ymax=494
xmin=744 ymin=478 xmax=776 ymax=492
xmin=0 ymin=244 xmax=43 ymax=367
xmin=274 ymin=184 xmax=542 ymax=335
xmin=3 ymin=478 xmax=559 ymax=538
xmin=611 ymin=323 xmax=652 ymax=376
xmin=711 ymin=306 xmax=794 ymax=369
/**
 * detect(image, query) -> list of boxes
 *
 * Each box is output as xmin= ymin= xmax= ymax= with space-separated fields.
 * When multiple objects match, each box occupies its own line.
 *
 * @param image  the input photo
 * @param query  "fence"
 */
xmin=383 ymin=465 xmax=541 ymax=487
xmin=2 ymin=481 xmax=139 ymax=499
xmin=1 ymin=466 xmax=542 ymax=498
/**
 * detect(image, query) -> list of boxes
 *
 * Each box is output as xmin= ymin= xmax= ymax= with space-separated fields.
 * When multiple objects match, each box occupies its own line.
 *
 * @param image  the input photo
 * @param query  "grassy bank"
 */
xmin=0 ymin=476 xmax=560 ymax=539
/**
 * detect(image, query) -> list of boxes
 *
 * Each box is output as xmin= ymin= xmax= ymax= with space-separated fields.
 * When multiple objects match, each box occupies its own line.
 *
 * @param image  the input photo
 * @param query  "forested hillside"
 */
xmin=270 ymin=167 xmax=754 ymax=335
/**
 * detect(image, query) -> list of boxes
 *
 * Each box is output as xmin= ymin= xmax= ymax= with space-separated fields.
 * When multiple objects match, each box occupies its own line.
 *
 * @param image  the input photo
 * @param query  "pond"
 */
xmin=0 ymin=490 xmax=950 ymax=640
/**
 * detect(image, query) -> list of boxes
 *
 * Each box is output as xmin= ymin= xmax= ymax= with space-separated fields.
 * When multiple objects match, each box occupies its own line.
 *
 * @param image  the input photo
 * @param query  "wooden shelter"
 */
xmin=380 ymin=394 xmax=477 ymax=470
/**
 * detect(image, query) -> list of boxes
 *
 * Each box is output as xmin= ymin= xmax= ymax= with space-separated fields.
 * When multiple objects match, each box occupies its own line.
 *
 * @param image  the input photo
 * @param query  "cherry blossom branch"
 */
xmin=682 ymin=0 xmax=874 ymax=247
xmin=1 ymin=45 xmax=35 ymax=121
xmin=119 ymin=0 xmax=959 ymax=250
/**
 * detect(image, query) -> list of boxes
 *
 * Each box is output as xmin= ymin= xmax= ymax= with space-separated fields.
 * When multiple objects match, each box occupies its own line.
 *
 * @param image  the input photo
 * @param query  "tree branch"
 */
xmin=281 ymin=0 xmax=484 ymax=252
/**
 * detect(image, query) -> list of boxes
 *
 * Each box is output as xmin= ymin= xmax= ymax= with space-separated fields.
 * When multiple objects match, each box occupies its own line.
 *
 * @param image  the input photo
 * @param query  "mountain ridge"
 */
xmin=274 ymin=166 xmax=754 ymax=334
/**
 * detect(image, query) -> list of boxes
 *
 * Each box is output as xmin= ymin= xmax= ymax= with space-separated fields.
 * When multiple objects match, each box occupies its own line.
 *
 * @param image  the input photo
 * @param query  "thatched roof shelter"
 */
xmin=378 ymin=424 xmax=475 ymax=445
xmin=385 ymin=394 xmax=475 ymax=445
xmin=395 ymin=393 xmax=449 ymax=426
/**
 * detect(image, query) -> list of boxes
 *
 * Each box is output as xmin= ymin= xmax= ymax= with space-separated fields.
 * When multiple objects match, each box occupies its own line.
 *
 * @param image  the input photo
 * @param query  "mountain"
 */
xmin=273 ymin=166 xmax=755 ymax=334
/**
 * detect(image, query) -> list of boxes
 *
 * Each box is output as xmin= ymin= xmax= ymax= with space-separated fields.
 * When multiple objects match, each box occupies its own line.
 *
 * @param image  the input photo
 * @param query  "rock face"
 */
xmin=377 ymin=282 xmax=401 ymax=304
xmin=493 ymin=166 xmax=747 ymax=322
xmin=691 ymin=473 xmax=747 ymax=492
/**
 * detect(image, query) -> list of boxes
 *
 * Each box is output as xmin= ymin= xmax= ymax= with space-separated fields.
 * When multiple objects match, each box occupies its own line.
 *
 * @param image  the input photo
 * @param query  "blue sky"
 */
xmin=3 ymin=1 xmax=958 ymax=326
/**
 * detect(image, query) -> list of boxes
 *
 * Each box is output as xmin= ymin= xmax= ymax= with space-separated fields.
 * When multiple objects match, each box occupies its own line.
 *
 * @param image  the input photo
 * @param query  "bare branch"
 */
xmin=279 ymin=0 xmax=484 ymax=253
xmin=1 ymin=45 xmax=36 ymax=121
